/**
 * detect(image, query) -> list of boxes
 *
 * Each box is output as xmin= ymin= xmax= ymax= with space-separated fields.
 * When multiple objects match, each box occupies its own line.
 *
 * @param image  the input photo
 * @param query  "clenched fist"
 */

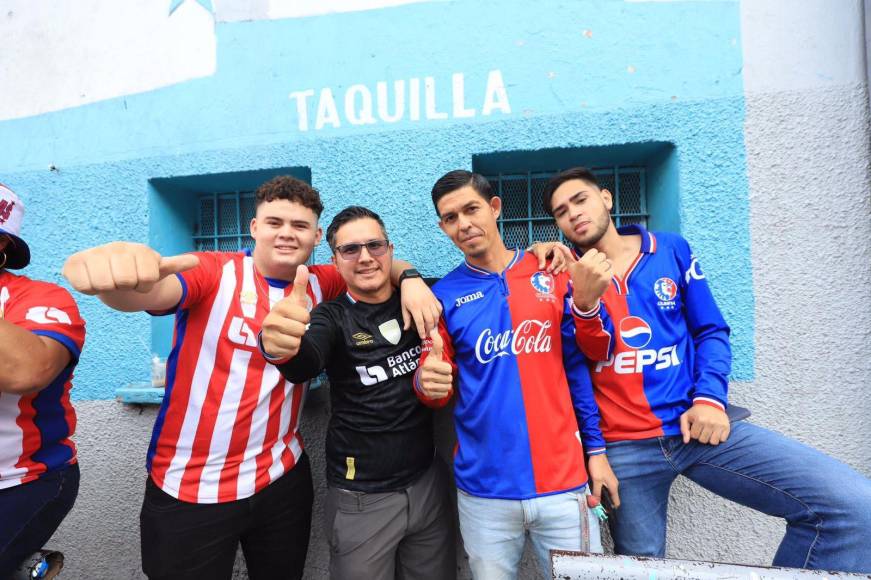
xmin=570 ymin=248 xmax=612 ymax=312
xmin=418 ymin=328 xmax=453 ymax=399
xmin=63 ymin=242 xmax=199 ymax=295
xmin=260 ymin=265 xmax=311 ymax=362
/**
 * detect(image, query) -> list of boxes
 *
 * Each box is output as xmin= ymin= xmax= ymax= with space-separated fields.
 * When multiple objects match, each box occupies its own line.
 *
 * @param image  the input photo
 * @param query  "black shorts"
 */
xmin=140 ymin=453 xmax=313 ymax=580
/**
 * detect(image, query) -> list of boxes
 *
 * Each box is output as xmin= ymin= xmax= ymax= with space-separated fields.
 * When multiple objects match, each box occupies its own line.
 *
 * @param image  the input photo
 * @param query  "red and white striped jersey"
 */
xmin=147 ymin=252 xmax=344 ymax=504
xmin=0 ymin=271 xmax=85 ymax=490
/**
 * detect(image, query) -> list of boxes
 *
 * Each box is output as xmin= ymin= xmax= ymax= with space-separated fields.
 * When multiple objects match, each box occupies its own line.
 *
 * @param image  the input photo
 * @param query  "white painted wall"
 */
xmin=0 ymin=0 xmax=216 ymax=121
xmin=662 ymin=0 xmax=871 ymax=565
xmin=0 ymin=0 xmax=441 ymax=121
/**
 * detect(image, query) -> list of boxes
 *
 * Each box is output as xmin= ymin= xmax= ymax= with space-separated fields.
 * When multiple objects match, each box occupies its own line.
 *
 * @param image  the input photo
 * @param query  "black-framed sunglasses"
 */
xmin=334 ymin=239 xmax=390 ymax=260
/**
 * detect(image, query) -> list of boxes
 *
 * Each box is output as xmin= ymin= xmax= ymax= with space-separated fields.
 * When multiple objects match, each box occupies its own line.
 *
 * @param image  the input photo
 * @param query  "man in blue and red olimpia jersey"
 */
xmin=416 ymin=170 xmax=619 ymax=580
xmin=544 ymin=166 xmax=871 ymax=574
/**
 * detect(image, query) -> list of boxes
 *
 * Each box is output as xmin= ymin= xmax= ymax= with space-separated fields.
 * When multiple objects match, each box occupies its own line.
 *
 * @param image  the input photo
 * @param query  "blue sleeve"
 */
xmin=675 ymin=237 xmax=732 ymax=408
xmin=562 ymin=292 xmax=607 ymax=453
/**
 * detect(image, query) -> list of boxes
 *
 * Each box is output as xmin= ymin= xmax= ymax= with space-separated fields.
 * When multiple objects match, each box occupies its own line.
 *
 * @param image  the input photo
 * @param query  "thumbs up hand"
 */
xmin=63 ymin=242 xmax=199 ymax=295
xmin=418 ymin=328 xmax=453 ymax=399
xmin=261 ymin=265 xmax=311 ymax=362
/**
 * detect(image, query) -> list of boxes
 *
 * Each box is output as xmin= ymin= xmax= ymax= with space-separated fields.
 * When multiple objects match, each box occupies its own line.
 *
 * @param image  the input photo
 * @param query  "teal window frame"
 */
xmin=148 ymin=166 xmax=312 ymax=357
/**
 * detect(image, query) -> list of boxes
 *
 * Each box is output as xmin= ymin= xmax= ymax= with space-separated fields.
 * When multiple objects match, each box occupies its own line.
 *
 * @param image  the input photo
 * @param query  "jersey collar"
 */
xmin=463 ymin=248 xmax=524 ymax=277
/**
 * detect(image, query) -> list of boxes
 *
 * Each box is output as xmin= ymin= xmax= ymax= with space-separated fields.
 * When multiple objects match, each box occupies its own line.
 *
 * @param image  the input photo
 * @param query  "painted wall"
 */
xmin=0 ymin=0 xmax=867 ymax=578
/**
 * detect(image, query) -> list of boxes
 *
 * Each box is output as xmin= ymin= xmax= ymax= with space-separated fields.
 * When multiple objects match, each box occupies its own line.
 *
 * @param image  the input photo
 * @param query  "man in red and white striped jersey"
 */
xmin=0 ymin=183 xmax=85 ymax=577
xmin=63 ymin=176 xmax=441 ymax=580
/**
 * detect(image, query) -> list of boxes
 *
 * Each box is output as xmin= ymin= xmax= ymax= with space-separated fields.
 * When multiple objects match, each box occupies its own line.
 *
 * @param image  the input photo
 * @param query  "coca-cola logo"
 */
xmin=474 ymin=319 xmax=553 ymax=364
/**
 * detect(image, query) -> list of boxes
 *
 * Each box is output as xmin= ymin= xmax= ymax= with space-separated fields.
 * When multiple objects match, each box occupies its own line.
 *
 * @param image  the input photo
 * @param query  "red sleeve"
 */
xmin=413 ymin=317 xmax=456 ymax=409
xmin=176 ymin=252 xmax=226 ymax=310
xmin=310 ymin=263 xmax=346 ymax=302
xmin=4 ymin=280 xmax=86 ymax=360
xmin=564 ymin=270 xmax=615 ymax=362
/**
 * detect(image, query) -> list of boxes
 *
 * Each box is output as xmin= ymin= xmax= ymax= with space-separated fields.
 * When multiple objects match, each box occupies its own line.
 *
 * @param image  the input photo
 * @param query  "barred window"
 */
xmin=484 ymin=166 xmax=647 ymax=248
xmin=192 ymin=190 xmax=325 ymax=264
xmin=194 ymin=191 xmax=257 ymax=252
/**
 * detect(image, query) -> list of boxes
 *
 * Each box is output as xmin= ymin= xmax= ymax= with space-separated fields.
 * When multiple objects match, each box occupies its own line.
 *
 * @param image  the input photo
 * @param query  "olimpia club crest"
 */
xmin=530 ymin=271 xmax=556 ymax=302
xmin=653 ymin=277 xmax=677 ymax=311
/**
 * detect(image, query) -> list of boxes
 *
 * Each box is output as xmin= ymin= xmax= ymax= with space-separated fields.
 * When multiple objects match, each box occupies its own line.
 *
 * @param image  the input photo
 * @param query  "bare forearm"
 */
xmin=97 ymin=276 xmax=183 ymax=313
xmin=0 ymin=321 xmax=70 ymax=394
xmin=390 ymin=259 xmax=415 ymax=285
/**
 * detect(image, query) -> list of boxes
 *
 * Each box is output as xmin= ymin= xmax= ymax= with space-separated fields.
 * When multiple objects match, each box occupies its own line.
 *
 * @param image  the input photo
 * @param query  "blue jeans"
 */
xmin=606 ymin=421 xmax=871 ymax=573
xmin=0 ymin=463 xmax=80 ymax=577
xmin=457 ymin=488 xmax=602 ymax=580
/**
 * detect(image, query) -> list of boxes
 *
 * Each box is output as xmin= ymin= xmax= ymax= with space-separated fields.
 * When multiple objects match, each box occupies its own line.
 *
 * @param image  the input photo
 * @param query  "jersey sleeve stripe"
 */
xmin=31 ymin=330 xmax=82 ymax=361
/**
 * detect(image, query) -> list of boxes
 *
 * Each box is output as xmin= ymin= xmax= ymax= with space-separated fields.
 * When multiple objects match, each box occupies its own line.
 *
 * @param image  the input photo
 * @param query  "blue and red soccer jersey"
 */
xmin=0 ymin=271 xmax=85 ymax=489
xmin=416 ymin=250 xmax=605 ymax=500
xmin=572 ymin=225 xmax=731 ymax=442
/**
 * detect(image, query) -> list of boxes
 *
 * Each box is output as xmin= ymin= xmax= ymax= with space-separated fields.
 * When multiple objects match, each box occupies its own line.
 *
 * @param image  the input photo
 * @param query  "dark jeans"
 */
xmin=140 ymin=452 xmax=313 ymax=580
xmin=0 ymin=463 xmax=80 ymax=579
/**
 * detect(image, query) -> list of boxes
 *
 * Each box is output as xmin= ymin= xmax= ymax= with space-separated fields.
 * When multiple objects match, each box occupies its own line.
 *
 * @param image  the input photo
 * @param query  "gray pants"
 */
xmin=324 ymin=459 xmax=456 ymax=580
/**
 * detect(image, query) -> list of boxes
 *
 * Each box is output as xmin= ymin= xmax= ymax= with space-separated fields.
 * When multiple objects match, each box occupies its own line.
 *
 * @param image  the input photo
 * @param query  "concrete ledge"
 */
xmin=115 ymin=384 xmax=165 ymax=405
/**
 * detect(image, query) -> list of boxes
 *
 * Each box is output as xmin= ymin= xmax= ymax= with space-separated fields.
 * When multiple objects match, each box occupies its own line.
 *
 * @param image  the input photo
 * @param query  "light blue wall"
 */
xmin=0 ymin=0 xmax=752 ymax=400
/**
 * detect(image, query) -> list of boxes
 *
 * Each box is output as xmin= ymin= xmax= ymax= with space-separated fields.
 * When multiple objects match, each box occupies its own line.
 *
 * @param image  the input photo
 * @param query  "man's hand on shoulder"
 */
xmin=399 ymin=275 xmax=442 ymax=339
xmin=418 ymin=328 xmax=453 ymax=400
xmin=680 ymin=403 xmax=730 ymax=445
xmin=529 ymin=241 xmax=574 ymax=275
xmin=261 ymin=265 xmax=311 ymax=362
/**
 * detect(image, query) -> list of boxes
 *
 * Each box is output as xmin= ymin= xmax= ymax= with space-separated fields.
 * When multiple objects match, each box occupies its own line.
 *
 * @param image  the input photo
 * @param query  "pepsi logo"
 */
xmin=619 ymin=316 xmax=652 ymax=349
xmin=653 ymin=277 xmax=677 ymax=301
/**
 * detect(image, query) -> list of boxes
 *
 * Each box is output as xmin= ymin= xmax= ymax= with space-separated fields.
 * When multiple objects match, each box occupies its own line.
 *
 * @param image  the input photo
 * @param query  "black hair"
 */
xmin=326 ymin=206 xmax=388 ymax=250
xmin=541 ymin=167 xmax=601 ymax=215
xmin=255 ymin=176 xmax=324 ymax=217
xmin=430 ymin=170 xmax=494 ymax=216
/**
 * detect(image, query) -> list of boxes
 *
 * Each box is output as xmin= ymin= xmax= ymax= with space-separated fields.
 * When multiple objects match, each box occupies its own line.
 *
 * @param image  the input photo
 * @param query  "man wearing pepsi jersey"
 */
xmin=544 ymin=167 xmax=871 ymax=573
xmin=417 ymin=170 xmax=619 ymax=580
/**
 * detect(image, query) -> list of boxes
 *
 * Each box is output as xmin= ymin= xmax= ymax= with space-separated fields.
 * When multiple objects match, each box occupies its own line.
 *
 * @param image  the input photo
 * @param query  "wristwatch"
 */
xmin=398 ymin=268 xmax=422 ymax=285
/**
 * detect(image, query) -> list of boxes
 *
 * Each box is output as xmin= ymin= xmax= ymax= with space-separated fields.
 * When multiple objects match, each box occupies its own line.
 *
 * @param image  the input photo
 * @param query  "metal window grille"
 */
xmin=194 ymin=191 xmax=257 ymax=252
xmin=485 ymin=166 xmax=647 ymax=249
xmin=194 ymin=190 xmax=325 ymax=266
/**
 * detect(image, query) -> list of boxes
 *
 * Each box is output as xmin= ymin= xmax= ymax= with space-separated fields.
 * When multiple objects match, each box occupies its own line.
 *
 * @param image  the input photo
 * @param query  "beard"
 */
xmin=564 ymin=212 xmax=611 ymax=251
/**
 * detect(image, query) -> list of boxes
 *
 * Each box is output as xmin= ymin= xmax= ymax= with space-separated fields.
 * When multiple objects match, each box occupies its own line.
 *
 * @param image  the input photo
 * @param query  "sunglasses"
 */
xmin=334 ymin=239 xmax=390 ymax=260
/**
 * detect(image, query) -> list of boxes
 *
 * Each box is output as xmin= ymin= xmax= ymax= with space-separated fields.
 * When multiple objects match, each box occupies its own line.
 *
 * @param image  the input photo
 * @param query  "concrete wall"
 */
xmin=0 ymin=1 xmax=868 ymax=578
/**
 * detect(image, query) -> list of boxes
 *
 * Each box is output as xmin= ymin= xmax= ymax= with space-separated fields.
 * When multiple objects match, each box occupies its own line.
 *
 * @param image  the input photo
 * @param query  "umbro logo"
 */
xmin=455 ymin=291 xmax=484 ymax=308
xmin=352 ymin=332 xmax=374 ymax=346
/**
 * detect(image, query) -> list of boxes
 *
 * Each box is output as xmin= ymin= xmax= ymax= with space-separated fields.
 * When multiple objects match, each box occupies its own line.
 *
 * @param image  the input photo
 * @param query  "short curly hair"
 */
xmin=255 ymin=176 xmax=324 ymax=217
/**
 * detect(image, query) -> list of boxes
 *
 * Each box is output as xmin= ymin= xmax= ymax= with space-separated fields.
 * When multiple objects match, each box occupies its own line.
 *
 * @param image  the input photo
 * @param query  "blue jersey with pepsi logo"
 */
xmin=572 ymin=225 xmax=731 ymax=441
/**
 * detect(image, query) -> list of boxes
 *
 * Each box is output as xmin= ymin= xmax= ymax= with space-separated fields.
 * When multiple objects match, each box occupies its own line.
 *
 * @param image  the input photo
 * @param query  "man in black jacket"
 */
xmin=259 ymin=206 xmax=454 ymax=580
